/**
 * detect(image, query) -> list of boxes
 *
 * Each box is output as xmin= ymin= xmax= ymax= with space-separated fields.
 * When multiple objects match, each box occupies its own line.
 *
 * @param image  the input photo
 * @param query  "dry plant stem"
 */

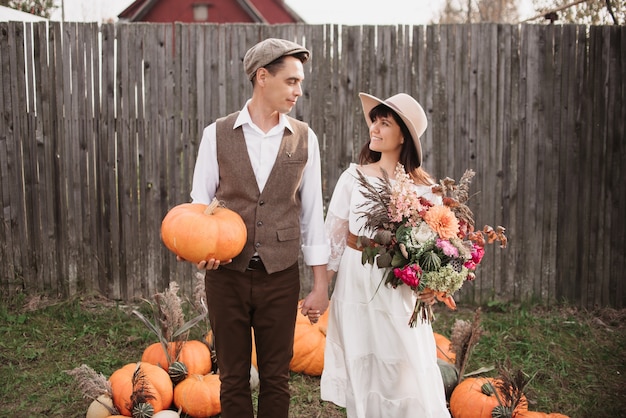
xmin=132 ymin=281 xmax=208 ymax=364
xmin=130 ymin=363 xmax=156 ymax=412
xmin=409 ymin=300 xmax=435 ymax=327
xmin=456 ymin=308 xmax=482 ymax=383
xmin=65 ymin=364 xmax=113 ymax=399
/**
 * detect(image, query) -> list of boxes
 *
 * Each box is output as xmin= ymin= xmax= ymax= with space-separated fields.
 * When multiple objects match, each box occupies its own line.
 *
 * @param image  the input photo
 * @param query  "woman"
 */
xmin=320 ymin=92 xmax=451 ymax=417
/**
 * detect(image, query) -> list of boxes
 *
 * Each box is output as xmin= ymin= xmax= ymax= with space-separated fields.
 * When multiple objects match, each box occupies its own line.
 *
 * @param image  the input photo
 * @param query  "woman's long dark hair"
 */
xmin=358 ymin=103 xmax=434 ymax=185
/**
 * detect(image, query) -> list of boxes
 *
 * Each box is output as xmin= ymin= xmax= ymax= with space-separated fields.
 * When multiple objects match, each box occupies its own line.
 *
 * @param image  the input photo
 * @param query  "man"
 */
xmin=189 ymin=38 xmax=330 ymax=418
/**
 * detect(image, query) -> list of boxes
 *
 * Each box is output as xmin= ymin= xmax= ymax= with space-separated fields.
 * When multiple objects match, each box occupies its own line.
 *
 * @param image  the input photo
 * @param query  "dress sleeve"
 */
xmin=325 ymin=168 xmax=355 ymax=272
xmin=325 ymin=211 xmax=349 ymax=272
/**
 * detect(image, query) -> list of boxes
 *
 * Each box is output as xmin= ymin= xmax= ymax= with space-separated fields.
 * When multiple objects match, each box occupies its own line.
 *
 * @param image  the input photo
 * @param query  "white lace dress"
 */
xmin=320 ymin=164 xmax=451 ymax=418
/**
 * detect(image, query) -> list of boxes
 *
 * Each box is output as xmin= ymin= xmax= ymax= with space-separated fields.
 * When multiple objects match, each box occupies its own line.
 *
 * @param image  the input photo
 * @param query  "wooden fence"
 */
xmin=0 ymin=22 xmax=624 ymax=308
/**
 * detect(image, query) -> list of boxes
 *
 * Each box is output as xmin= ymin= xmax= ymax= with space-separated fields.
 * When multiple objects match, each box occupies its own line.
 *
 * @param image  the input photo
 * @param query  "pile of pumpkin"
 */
xmin=79 ymin=339 xmax=221 ymax=418
xmin=77 ymin=301 xmax=570 ymax=418
xmin=290 ymin=304 xmax=571 ymax=418
xmin=278 ymin=303 xmax=574 ymax=418
xmin=433 ymin=331 xmax=570 ymax=418
xmin=78 ymin=306 xmax=321 ymax=418
xmin=73 ymin=295 xmax=323 ymax=418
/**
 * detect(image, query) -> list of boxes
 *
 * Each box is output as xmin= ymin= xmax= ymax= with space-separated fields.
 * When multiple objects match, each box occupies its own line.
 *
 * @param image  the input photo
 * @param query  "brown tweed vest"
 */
xmin=215 ymin=111 xmax=309 ymax=274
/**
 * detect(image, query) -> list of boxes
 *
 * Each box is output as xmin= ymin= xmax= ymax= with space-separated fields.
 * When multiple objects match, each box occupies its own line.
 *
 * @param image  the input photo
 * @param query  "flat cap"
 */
xmin=243 ymin=38 xmax=310 ymax=80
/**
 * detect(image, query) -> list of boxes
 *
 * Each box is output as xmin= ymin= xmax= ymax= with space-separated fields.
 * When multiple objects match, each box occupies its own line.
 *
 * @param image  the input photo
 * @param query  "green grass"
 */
xmin=1 ymin=294 xmax=624 ymax=417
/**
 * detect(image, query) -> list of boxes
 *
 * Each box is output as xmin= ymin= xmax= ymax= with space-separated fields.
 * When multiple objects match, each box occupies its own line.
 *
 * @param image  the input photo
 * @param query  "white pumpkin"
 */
xmin=152 ymin=410 xmax=181 ymax=418
xmin=86 ymin=394 xmax=116 ymax=418
xmin=250 ymin=364 xmax=259 ymax=390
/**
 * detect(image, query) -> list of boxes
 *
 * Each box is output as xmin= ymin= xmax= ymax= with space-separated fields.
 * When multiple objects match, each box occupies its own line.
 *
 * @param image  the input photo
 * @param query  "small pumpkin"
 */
xmin=161 ymin=199 xmax=247 ymax=263
xmin=515 ymin=412 xmax=570 ymax=418
xmin=86 ymin=394 xmax=117 ymax=418
xmin=152 ymin=410 xmax=181 ymax=418
xmin=152 ymin=411 xmax=181 ymax=418
xmin=433 ymin=332 xmax=456 ymax=363
xmin=109 ymin=362 xmax=174 ymax=416
xmin=289 ymin=302 xmax=329 ymax=376
xmin=173 ymin=374 xmax=221 ymax=417
xmin=132 ymin=402 xmax=154 ymax=418
xmin=437 ymin=358 xmax=459 ymax=400
xmin=450 ymin=377 xmax=528 ymax=418
xmin=141 ymin=340 xmax=213 ymax=378
xmin=249 ymin=363 xmax=260 ymax=390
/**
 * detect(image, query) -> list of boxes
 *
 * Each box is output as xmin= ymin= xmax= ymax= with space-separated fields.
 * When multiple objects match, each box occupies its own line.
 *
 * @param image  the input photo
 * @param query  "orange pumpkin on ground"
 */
xmin=289 ymin=302 xmax=329 ymax=376
xmin=174 ymin=374 xmax=221 ymax=417
xmin=450 ymin=376 xmax=528 ymax=418
xmin=108 ymin=362 xmax=174 ymax=416
xmin=142 ymin=340 xmax=212 ymax=376
xmin=161 ymin=199 xmax=247 ymax=263
xmin=433 ymin=332 xmax=456 ymax=363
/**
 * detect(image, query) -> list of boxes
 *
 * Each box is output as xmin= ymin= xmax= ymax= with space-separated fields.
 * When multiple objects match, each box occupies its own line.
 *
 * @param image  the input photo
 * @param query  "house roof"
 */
xmin=118 ymin=0 xmax=304 ymax=23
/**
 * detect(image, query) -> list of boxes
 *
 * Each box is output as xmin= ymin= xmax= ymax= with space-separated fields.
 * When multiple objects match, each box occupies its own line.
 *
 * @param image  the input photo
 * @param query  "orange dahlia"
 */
xmin=423 ymin=205 xmax=459 ymax=240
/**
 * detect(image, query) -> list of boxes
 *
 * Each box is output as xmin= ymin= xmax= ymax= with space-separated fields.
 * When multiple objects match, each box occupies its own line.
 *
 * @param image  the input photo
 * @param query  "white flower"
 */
xmin=411 ymin=221 xmax=437 ymax=244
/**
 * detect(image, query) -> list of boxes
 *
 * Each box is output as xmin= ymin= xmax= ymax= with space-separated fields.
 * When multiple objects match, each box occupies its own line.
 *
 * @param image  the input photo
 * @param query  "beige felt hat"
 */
xmin=243 ymin=38 xmax=310 ymax=80
xmin=359 ymin=92 xmax=428 ymax=165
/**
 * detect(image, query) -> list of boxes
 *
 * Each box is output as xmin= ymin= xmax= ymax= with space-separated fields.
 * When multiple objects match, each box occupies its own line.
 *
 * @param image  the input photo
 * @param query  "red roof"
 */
xmin=118 ymin=0 xmax=304 ymax=23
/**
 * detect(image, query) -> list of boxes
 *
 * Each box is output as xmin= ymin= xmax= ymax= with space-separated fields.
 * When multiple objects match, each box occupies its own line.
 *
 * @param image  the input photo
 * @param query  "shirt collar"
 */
xmin=234 ymin=100 xmax=295 ymax=134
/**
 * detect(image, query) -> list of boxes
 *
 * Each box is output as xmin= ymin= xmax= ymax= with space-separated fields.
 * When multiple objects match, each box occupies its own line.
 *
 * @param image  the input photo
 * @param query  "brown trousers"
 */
xmin=205 ymin=262 xmax=300 ymax=418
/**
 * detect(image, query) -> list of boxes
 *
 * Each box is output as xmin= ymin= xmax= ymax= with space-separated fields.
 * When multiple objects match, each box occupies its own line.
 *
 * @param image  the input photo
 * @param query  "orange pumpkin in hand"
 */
xmin=161 ymin=199 xmax=246 ymax=263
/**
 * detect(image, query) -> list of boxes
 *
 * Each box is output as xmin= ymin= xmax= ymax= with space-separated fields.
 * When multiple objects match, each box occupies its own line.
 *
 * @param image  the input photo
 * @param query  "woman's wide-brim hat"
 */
xmin=359 ymin=92 xmax=428 ymax=165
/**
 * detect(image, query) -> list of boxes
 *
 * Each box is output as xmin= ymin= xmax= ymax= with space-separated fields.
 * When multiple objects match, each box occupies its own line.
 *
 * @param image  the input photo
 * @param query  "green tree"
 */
xmin=529 ymin=0 xmax=624 ymax=25
xmin=436 ymin=0 xmax=520 ymax=23
xmin=4 ymin=0 xmax=57 ymax=19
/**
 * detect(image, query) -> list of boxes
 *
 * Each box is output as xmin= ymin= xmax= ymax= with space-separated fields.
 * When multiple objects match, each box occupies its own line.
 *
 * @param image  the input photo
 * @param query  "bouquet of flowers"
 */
xmin=355 ymin=163 xmax=507 ymax=326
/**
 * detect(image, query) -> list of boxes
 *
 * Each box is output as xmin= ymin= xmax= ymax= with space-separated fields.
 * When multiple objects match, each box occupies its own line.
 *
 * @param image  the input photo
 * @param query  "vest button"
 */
xmin=255 ymin=242 xmax=261 ymax=248
xmin=257 ymin=221 xmax=263 ymax=227
xmin=259 ymin=200 xmax=265 ymax=205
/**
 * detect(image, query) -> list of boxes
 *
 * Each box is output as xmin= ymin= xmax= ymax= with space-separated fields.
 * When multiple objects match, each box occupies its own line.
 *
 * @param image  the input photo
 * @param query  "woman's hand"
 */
xmin=417 ymin=289 xmax=437 ymax=306
xmin=300 ymin=290 xmax=329 ymax=324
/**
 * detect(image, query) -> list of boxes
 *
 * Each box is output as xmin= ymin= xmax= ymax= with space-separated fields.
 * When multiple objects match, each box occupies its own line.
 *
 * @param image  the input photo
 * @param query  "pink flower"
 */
xmin=471 ymin=244 xmax=485 ymax=264
xmin=464 ymin=244 xmax=485 ymax=271
xmin=464 ymin=260 xmax=477 ymax=270
xmin=393 ymin=264 xmax=422 ymax=287
xmin=436 ymin=238 xmax=459 ymax=257
xmin=389 ymin=190 xmax=423 ymax=223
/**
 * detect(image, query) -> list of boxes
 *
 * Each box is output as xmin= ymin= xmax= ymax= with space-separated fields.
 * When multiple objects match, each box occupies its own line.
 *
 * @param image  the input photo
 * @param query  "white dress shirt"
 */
xmin=190 ymin=101 xmax=330 ymax=266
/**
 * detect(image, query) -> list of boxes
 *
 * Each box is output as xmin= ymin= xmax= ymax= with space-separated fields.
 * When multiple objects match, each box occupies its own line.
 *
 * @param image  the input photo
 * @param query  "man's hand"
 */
xmin=300 ymin=265 xmax=331 ymax=324
xmin=176 ymin=255 xmax=231 ymax=270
